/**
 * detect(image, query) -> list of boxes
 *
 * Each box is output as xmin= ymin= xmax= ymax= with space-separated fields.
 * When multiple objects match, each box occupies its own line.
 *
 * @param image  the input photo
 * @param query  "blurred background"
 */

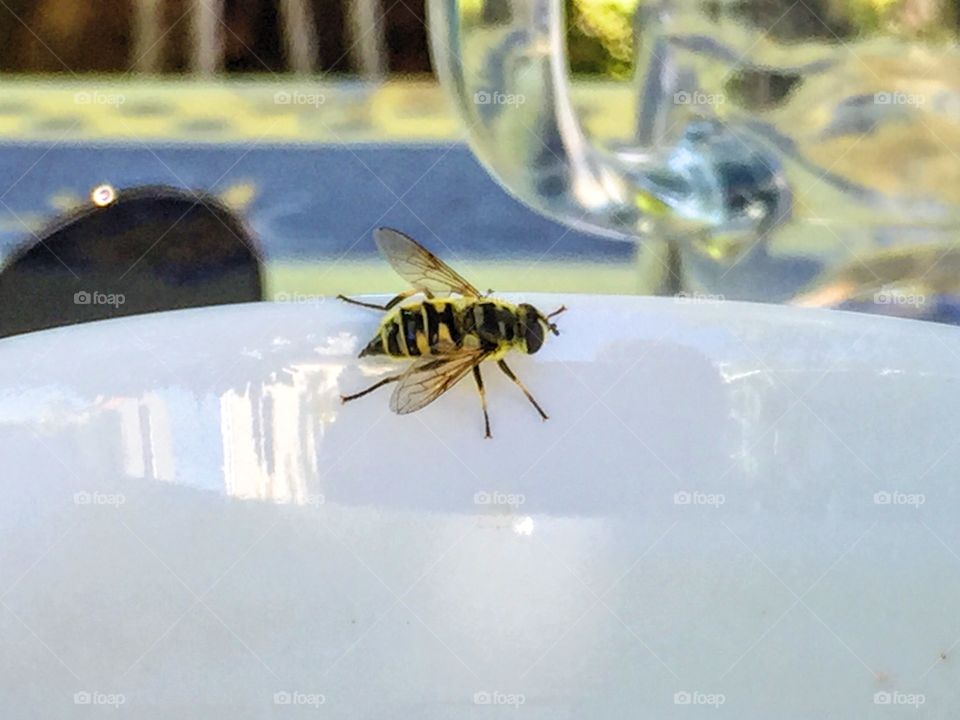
xmin=4 ymin=1 xmax=957 ymax=76
xmin=1 ymin=0 xmax=960 ymax=337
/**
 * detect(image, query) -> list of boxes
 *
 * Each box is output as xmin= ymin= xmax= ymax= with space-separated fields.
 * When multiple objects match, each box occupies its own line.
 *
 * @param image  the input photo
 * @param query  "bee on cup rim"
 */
xmin=338 ymin=227 xmax=566 ymax=438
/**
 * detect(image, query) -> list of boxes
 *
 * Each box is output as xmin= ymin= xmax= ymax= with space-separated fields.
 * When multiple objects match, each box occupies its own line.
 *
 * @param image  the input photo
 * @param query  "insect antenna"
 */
xmin=545 ymin=305 xmax=567 ymax=335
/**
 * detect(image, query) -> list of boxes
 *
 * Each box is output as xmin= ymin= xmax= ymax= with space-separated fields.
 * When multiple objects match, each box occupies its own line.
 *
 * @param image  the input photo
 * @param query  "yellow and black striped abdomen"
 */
xmin=359 ymin=299 xmax=522 ymax=358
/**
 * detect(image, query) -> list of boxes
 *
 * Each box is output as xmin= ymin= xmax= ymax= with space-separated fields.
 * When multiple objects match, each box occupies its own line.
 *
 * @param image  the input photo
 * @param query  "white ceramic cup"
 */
xmin=1 ymin=296 xmax=957 ymax=717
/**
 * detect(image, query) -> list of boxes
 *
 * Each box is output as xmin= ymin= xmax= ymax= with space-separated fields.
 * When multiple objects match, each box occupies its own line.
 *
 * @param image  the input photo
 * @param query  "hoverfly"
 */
xmin=338 ymin=227 xmax=566 ymax=438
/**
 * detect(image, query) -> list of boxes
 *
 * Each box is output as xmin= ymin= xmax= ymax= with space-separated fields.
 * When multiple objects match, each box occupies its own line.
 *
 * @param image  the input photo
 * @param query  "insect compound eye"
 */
xmin=519 ymin=305 xmax=544 ymax=354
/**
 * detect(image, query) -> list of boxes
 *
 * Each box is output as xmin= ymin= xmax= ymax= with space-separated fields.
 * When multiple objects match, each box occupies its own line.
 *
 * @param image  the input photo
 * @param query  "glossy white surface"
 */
xmin=2 ymin=295 xmax=959 ymax=718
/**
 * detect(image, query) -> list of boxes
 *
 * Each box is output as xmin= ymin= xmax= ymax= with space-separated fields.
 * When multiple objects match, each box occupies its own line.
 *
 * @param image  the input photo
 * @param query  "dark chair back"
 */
xmin=0 ymin=185 xmax=263 ymax=339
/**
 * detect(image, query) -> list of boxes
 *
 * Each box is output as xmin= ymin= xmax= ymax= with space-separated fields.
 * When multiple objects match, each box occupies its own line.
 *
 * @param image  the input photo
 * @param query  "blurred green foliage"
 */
xmin=842 ymin=0 xmax=958 ymax=40
xmin=567 ymin=0 xmax=638 ymax=79
xmin=567 ymin=0 xmax=960 ymax=78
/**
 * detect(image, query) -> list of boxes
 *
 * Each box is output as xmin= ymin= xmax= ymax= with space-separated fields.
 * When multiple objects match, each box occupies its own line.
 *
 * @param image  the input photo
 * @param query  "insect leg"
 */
xmin=337 ymin=295 xmax=391 ymax=310
xmin=384 ymin=288 xmax=420 ymax=309
xmin=497 ymin=359 xmax=548 ymax=421
xmin=472 ymin=364 xmax=492 ymax=438
xmin=341 ymin=374 xmax=401 ymax=403
xmin=338 ymin=288 xmax=417 ymax=311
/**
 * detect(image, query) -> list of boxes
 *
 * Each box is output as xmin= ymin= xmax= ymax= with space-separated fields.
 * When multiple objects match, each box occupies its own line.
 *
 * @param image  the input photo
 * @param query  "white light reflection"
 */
xmin=513 ymin=516 xmax=535 ymax=536
xmin=101 ymin=358 xmax=347 ymax=505
xmin=220 ymin=362 xmax=339 ymax=504
xmin=114 ymin=392 xmax=175 ymax=481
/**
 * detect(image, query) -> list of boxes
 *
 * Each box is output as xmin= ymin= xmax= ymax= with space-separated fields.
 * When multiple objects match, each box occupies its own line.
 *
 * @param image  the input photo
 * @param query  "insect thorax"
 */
xmin=361 ymin=298 xmax=524 ymax=358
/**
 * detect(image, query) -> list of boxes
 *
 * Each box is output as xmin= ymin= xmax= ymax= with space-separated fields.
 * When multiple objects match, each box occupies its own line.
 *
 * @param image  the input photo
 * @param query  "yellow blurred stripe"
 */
xmin=0 ymin=77 xmax=633 ymax=144
xmin=267 ymin=260 xmax=642 ymax=297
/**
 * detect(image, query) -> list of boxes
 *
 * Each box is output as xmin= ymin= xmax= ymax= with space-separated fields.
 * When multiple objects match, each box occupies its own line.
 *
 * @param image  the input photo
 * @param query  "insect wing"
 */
xmin=374 ymin=227 xmax=481 ymax=297
xmin=390 ymin=350 xmax=488 ymax=415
